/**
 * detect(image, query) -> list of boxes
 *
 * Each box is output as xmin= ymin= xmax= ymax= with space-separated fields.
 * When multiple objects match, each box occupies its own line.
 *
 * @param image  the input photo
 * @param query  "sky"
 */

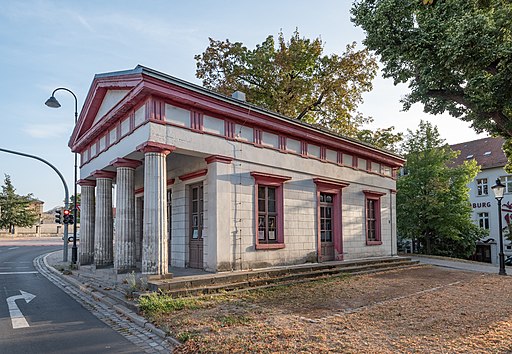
xmin=0 ymin=0 xmax=485 ymax=211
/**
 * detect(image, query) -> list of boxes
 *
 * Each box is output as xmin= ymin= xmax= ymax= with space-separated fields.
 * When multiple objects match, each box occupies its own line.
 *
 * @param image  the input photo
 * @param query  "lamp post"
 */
xmin=491 ymin=178 xmax=507 ymax=276
xmin=45 ymin=88 xmax=79 ymax=264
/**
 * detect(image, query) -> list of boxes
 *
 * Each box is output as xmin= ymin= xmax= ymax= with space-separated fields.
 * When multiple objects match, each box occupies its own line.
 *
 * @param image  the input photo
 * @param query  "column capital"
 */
xmin=205 ymin=155 xmax=233 ymax=164
xmin=93 ymin=170 xmax=116 ymax=180
xmin=136 ymin=142 xmax=176 ymax=155
xmin=111 ymin=158 xmax=141 ymax=169
xmin=77 ymin=179 xmax=96 ymax=187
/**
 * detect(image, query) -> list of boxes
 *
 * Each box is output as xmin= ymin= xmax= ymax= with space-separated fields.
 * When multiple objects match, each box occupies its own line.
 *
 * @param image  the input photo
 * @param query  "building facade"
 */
xmin=70 ymin=65 xmax=404 ymax=275
xmin=451 ymin=137 xmax=512 ymax=264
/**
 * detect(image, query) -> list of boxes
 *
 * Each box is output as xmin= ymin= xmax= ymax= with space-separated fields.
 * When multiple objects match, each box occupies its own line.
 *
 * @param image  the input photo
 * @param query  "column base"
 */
xmin=146 ymin=273 xmax=174 ymax=280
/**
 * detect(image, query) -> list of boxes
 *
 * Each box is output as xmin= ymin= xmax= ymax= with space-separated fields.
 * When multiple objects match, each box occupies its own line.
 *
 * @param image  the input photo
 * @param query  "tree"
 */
xmin=0 ymin=175 xmax=38 ymax=233
xmin=195 ymin=29 xmax=401 ymax=146
xmin=396 ymin=121 xmax=485 ymax=258
xmin=351 ymin=0 xmax=512 ymax=163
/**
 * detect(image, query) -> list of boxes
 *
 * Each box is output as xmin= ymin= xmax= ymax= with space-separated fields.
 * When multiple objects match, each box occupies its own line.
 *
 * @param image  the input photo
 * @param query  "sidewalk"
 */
xmin=409 ymin=254 xmax=504 ymax=274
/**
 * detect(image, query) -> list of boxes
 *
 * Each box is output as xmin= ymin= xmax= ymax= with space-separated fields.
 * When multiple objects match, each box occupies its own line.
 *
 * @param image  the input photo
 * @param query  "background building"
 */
xmin=451 ymin=137 xmax=512 ymax=264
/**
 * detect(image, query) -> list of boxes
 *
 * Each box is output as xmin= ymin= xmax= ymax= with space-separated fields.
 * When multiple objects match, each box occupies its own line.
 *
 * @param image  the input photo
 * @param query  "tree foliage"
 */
xmin=396 ymin=121 xmax=485 ymax=258
xmin=0 ymin=175 xmax=38 ymax=233
xmin=195 ymin=29 xmax=402 ymax=145
xmin=351 ymin=0 xmax=512 ymax=160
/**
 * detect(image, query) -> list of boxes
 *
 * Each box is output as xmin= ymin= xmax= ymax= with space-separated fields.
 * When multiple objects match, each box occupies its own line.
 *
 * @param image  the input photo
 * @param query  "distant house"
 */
xmin=70 ymin=65 xmax=404 ymax=275
xmin=450 ymin=137 xmax=512 ymax=264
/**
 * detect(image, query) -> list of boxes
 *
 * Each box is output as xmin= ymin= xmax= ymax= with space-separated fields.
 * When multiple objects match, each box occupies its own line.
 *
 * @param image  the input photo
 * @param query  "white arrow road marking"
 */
xmin=7 ymin=290 xmax=36 ymax=329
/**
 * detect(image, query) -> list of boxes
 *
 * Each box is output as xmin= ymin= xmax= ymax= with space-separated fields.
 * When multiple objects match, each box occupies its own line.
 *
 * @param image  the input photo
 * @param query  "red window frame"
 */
xmin=250 ymin=172 xmax=291 ymax=250
xmin=363 ymin=190 xmax=385 ymax=245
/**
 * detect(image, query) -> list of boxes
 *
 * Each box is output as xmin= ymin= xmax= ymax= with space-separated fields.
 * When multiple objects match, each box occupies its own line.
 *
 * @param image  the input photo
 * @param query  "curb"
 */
xmin=41 ymin=252 xmax=178 ymax=344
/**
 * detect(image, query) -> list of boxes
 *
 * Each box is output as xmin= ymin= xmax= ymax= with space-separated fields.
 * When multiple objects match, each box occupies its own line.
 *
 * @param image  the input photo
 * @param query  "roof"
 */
xmin=450 ymin=136 xmax=507 ymax=170
xmin=70 ymin=65 xmax=405 ymax=167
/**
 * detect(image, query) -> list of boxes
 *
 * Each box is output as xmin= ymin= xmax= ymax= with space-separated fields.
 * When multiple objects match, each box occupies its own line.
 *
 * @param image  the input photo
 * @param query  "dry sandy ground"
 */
xmin=146 ymin=265 xmax=512 ymax=353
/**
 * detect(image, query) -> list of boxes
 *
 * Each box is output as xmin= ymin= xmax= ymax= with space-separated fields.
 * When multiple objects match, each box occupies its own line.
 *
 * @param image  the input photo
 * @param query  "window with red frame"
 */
xmin=364 ymin=191 xmax=384 ymax=245
xmin=258 ymin=185 xmax=278 ymax=243
xmin=251 ymin=172 xmax=290 ymax=249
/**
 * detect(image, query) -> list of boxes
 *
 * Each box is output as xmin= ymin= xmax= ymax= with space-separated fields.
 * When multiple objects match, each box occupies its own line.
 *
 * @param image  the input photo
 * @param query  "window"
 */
xmin=363 ymin=191 xmax=385 ymax=245
xmin=251 ymin=172 xmax=291 ymax=249
xmin=258 ymin=186 xmax=277 ymax=243
xmin=477 ymin=178 xmax=488 ymax=196
xmin=500 ymin=176 xmax=512 ymax=194
xmin=477 ymin=212 xmax=489 ymax=230
xmin=320 ymin=193 xmax=333 ymax=243
xmin=190 ymin=184 xmax=203 ymax=239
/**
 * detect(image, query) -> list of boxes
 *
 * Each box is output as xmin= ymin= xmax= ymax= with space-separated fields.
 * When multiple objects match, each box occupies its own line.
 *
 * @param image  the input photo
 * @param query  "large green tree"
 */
xmin=397 ymin=121 xmax=485 ymax=258
xmin=195 ymin=29 xmax=402 ymax=147
xmin=351 ymin=0 xmax=512 ymax=162
xmin=0 ymin=175 xmax=38 ymax=233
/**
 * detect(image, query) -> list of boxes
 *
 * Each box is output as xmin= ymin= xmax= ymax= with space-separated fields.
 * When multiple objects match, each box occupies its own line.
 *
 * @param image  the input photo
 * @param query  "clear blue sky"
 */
xmin=0 ymin=0 xmax=483 ymax=211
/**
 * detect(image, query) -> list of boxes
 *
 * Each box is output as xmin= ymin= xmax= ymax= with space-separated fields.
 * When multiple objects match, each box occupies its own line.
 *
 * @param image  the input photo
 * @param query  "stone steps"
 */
xmin=147 ymin=257 xmax=420 ymax=297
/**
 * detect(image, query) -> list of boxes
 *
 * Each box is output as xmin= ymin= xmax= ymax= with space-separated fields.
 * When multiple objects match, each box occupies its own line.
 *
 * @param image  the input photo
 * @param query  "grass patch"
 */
xmin=138 ymin=292 xmax=203 ymax=317
xmin=217 ymin=314 xmax=252 ymax=327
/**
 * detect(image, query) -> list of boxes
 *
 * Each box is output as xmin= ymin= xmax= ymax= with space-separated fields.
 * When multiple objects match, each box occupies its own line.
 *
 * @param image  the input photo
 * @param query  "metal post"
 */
xmin=497 ymin=198 xmax=507 ymax=275
xmin=48 ymin=87 xmax=79 ymax=264
xmin=0 ymin=148 xmax=70 ymax=261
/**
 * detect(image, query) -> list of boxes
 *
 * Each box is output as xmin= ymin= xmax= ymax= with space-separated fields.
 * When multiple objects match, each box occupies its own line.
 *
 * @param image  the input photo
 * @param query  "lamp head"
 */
xmin=45 ymin=96 xmax=61 ymax=108
xmin=492 ymin=178 xmax=505 ymax=201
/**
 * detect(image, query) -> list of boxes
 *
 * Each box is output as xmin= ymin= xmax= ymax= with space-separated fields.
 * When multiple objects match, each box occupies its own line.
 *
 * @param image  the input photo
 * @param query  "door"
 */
xmin=167 ymin=190 xmax=172 ymax=266
xmin=189 ymin=183 xmax=204 ymax=268
xmin=320 ymin=193 xmax=335 ymax=261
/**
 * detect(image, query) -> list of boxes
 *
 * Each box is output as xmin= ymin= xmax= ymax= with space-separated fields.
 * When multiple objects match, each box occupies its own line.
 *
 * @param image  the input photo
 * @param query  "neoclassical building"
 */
xmin=70 ymin=65 xmax=404 ymax=276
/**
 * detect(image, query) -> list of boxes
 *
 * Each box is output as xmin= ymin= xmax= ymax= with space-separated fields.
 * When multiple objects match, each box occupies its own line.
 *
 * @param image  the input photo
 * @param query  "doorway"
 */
xmin=189 ymin=183 xmax=204 ymax=268
xmin=320 ymin=192 xmax=334 ymax=261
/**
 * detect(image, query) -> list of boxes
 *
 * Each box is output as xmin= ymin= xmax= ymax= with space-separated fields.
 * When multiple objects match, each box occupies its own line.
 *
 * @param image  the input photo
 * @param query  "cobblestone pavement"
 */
xmin=34 ymin=253 xmax=175 ymax=353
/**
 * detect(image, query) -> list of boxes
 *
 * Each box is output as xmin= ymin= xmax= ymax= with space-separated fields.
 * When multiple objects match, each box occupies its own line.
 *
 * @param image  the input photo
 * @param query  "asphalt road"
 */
xmin=0 ymin=244 xmax=141 ymax=354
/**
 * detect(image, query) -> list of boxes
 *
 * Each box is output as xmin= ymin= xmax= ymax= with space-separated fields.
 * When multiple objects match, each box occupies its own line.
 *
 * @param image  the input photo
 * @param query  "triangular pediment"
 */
xmin=91 ymin=89 xmax=130 ymax=127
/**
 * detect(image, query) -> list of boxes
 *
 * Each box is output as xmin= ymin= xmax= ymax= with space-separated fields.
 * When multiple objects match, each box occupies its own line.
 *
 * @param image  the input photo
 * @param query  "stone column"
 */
xmin=78 ymin=179 xmax=96 ymax=265
xmin=113 ymin=158 xmax=140 ymax=273
xmin=138 ymin=142 xmax=174 ymax=275
xmin=93 ymin=170 xmax=116 ymax=268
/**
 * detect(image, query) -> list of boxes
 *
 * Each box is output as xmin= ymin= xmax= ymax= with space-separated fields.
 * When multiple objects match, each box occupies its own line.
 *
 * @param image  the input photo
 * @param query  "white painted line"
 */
xmin=0 ymin=271 xmax=38 ymax=275
xmin=8 ymin=247 xmax=19 ymax=250
xmin=7 ymin=290 xmax=36 ymax=329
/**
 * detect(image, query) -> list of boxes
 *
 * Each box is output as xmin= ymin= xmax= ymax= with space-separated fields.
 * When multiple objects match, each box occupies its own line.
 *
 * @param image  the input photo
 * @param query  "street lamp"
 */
xmin=491 ymin=178 xmax=507 ymax=276
xmin=45 ymin=88 xmax=79 ymax=264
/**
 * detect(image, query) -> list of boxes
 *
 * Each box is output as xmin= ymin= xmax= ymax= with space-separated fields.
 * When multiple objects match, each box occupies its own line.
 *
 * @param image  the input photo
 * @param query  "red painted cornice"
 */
xmin=313 ymin=178 xmax=350 ymax=191
xmin=363 ymin=190 xmax=387 ymax=197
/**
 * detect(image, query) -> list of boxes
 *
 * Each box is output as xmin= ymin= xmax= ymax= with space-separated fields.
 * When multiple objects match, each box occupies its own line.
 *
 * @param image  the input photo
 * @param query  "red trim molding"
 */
xmin=179 ymin=169 xmax=208 ymax=181
xmin=77 ymin=179 xmax=96 ymax=187
xmin=135 ymin=187 xmax=144 ymax=195
xmin=136 ymin=141 xmax=176 ymax=155
xmin=111 ymin=157 xmax=141 ymax=169
xmin=250 ymin=171 xmax=291 ymax=186
xmin=167 ymin=178 xmax=175 ymax=186
xmin=205 ymin=155 xmax=233 ymax=164
xmin=313 ymin=178 xmax=349 ymax=192
xmin=93 ymin=170 xmax=116 ymax=179
xmin=363 ymin=190 xmax=386 ymax=197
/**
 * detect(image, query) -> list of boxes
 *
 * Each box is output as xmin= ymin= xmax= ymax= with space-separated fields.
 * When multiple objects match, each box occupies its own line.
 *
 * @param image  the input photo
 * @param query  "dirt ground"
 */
xmin=147 ymin=265 xmax=512 ymax=353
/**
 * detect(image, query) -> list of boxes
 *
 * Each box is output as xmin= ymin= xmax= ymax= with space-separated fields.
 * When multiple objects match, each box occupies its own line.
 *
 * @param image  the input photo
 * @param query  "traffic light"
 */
xmin=63 ymin=209 xmax=71 ymax=224
xmin=55 ymin=209 xmax=62 ymax=224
